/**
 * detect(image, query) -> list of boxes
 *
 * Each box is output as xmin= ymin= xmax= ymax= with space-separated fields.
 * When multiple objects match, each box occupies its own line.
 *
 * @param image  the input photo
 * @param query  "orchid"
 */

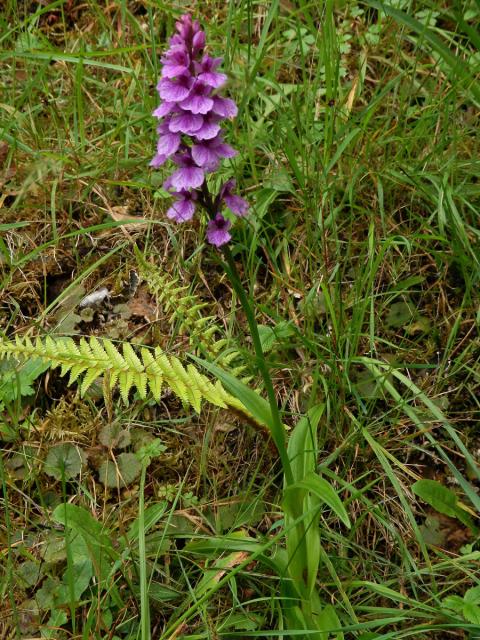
xmin=207 ymin=213 xmax=232 ymax=246
xmin=150 ymin=14 xmax=248 ymax=246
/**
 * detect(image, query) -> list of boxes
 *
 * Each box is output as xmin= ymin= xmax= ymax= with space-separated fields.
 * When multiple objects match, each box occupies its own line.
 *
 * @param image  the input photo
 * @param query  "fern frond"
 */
xmin=134 ymin=246 xmax=248 ymax=378
xmin=0 ymin=335 xmax=253 ymax=420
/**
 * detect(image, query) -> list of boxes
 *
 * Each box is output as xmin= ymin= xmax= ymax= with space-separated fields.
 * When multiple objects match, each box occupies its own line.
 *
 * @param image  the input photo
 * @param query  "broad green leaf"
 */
xmin=136 ymin=438 xmax=166 ymax=466
xmin=412 ymin=479 xmax=458 ymax=516
xmin=43 ymin=608 xmax=68 ymax=638
xmin=186 ymin=531 xmax=285 ymax=577
xmin=217 ymin=611 xmax=264 ymax=632
xmin=463 ymin=602 xmax=480 ymax=624
xmin=194 ymin=550 xmax=246 ymax=598
xmin=285 ymin=405 xmax=326 ymax=594
xmin=282 ymin=499 xmax=309 ymax=588
xmin=412 ymin=479 xmax=475 ymax=531
xmin=419 ymin=516 xmax=445 ymax=546
xmin=16 ymin=560 xmax=42 ymax=588
xmin=52 ymin=504 xmax=113 ymax=552
xmin=98 ymin=422 xmax=131 ymax=449
xmin=127 ymin=502 xmax=168 ymax=542
xmin=385 ymin=300 xmax=416 ymax=328
xmin=465 ymin=586 xmax=480 ymax=604
xmin=354 ymin=368 xmax=387 ymax=400
xmin=59 ymin=558 xmax=93 ymax=603
xmin=140 ymin=531 xmax=172 ymax=558
xmin=41 ymin=531 xmax=89 ymax=565
xmin=186 ymin=531 xmax=262 ymax=555
xmin=304 ymin=491 xmax=321 ymax=596
xmin=214 ymin=497 xmax=265 ymax=531
xmin=442 ymin=595 xmax=464 ymax=612
xmin=258 ymin=325 xmax=277 ymax=352
xmin=285 ymin=472 xmax=351 ymax=528
xmin=0 ymin=357 xmax=49 ymax=403
xmin=35 ymin=576 xmax=60 ymax=610
xmin=52 ymin=504 xmax=123 ymax=608
xmin=43 ymin=443 xmax=86 ymax=481
xmin=133 ymin=582 xmax=180 ymax=602
xmin=98 ymin=452 xmax=142 ymax=488
xmin=288 ymin=404 xmax=324 ymax=483
xmin=316 ymin=603 xmax=344 ymax=639
xmin=258 ymin=321 xmax=295 ymax=352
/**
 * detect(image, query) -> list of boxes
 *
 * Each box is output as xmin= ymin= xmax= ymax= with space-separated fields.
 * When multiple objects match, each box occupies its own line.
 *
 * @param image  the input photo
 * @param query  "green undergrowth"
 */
xmin=1 ymin=1 xmax=479 ymax=639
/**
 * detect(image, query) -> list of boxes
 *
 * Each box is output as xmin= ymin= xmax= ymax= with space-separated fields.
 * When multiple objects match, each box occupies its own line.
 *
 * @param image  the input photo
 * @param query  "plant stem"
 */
xmin=139 ymin=463 xmax=150 ymax=640
xmin=222 ymin=246 xmax=294 ymax=486
xmin=198 ymin=182 xmax=293 ymax=484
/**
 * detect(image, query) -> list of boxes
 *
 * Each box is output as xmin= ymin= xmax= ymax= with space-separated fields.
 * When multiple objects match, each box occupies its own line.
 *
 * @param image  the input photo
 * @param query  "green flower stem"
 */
xmin=222 ymin=246 xmax=294 ymax=487
xmin=139 ymin=462 xmax=150 ymax=640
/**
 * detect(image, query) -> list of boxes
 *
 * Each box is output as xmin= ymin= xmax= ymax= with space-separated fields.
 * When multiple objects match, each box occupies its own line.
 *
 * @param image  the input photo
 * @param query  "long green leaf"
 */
xmin=285 ymin=472 xmax=351 ymax=528
xmin=288 ymin=403 xmax=324 ymax=483
xmin=0 ymin=50 xmax=135 ymax=74
xmin=189 ymin=354 xmax=275 ymax=430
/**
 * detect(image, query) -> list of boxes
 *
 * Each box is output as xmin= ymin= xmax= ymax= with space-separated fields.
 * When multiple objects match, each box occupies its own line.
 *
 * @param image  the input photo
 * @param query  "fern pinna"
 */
xmin=134 ymin=247 xmax=248 ymax=378
xmin=0 ymin=334 xmax=248 ymax=416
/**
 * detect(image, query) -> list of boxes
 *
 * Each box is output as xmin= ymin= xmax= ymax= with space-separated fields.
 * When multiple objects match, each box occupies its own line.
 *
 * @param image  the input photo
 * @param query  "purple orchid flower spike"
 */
xmin=168 ymin=110 xmax=204 ymax=135
xmin=193 ymin=112 xmax=222 ymax=140
xmin=150 ymin=13 xmax=248 ymax=246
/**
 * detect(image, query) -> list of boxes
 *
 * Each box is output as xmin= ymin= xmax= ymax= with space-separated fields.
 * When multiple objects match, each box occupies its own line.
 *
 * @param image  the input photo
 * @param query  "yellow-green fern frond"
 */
xmin=0 ymin=335 xmax=251 ymax=419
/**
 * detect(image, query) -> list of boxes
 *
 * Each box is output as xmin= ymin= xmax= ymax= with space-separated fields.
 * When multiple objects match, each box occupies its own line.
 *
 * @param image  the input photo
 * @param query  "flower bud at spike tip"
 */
xmin=150 ymin=14 xmax=248 ymax=246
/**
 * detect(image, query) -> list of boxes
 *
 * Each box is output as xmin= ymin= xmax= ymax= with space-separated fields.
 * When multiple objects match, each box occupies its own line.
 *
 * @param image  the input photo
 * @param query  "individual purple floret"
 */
xmin=191 ymin=135 xmax=237 ymax=171
xmin=207 ymin=214 xmax=232 ymax=246
xmin=219 ymin=179 xmax=248 ymax=217
xmin=196 ymin=56 xmax=227 ymax=88
xmin=168 ymin=150 xmax=205 ymax=190
xmin=150 ymin=13 xmax=248 ymax=246
xmin=166 ymin=190 xmax=197 ymax=222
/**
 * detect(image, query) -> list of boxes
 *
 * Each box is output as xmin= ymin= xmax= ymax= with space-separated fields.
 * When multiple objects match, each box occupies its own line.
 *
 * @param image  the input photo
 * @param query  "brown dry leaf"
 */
xmin=127 ymin=289 xmax=157 ymax=322
xmin=0 ymin=141 xmax=9 ymax=166
xmin=108 ymin=206 xmax=149 ymax=235
xmin=0 ymin=189 xmax=18 ymax=206
xmin=345 ymin=75 xmax=359 ymax=116
xmin=210 ymin=551 xmax=250 ymax=585
xmin=92 ymin=186 xmax=149 ymax=237
xmin=166 ymin=622 xmax=188 ymax=640
xmin=0 ymin=141 xmax=16 ymax=189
